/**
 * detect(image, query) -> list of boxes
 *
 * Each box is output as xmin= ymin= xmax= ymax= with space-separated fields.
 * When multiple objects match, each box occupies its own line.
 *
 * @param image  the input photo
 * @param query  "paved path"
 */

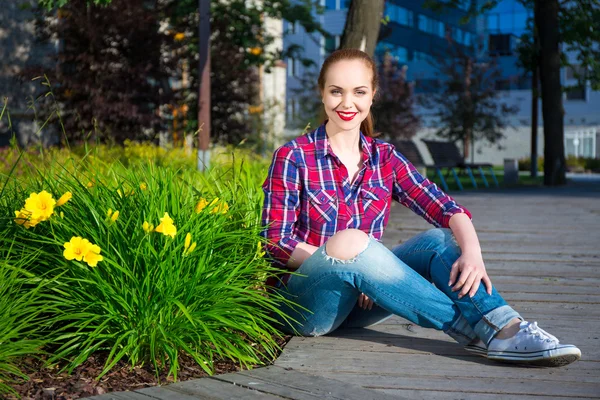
xmin=89 ymin=181 xmax=600 ymax=400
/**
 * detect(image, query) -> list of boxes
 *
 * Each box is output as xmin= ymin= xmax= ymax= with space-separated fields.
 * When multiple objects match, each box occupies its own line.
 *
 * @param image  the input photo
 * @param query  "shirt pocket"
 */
xmin=306 ymin=188 xmax=338 ymax=224
xmin=360 ymin=185 xmax=390 ymax=220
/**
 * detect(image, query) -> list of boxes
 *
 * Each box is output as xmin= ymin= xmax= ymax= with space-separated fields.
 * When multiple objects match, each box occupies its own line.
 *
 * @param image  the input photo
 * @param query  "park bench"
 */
xmin=421 ymin=139 xmax=499 ymax=192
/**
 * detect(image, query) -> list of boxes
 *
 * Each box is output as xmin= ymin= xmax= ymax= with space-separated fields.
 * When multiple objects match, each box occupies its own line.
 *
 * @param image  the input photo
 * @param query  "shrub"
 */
xmin=518 ymin=156 xmax=544 ymax=172
xmin=0 ymin=152 xmax=291 ymax=381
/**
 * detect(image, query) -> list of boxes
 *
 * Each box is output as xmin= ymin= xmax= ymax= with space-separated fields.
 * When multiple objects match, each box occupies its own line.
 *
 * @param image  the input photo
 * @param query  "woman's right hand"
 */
xmin=358 ymin=293 xmax=374 ymax=310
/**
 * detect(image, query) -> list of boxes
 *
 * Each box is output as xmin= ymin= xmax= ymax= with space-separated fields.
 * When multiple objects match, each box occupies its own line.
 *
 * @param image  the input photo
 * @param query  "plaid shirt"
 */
xmin=260 ymin=124 xmax=472 ymax=281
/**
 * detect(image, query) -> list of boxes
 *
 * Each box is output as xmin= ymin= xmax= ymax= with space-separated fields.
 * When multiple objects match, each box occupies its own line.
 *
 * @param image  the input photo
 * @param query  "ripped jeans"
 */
xmin=273 ymin=228 xmax=520 ymax=345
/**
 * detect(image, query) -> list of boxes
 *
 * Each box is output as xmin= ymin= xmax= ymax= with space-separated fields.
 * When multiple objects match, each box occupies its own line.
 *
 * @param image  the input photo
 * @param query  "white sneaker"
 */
xmin=464 ymin=338 xmax=487 ymax=358
xmin=487 ymin=321 xmax=581 ymax=367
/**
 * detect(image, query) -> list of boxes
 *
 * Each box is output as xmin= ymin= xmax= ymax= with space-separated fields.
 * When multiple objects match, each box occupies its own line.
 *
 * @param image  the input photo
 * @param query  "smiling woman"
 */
xmin=260 ymin=48 xmax=581 ymax=368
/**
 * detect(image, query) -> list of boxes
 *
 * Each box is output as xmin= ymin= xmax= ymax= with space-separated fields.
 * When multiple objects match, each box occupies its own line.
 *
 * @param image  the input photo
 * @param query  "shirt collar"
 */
xmin=315 ymin=122 xmax=373 ymax=166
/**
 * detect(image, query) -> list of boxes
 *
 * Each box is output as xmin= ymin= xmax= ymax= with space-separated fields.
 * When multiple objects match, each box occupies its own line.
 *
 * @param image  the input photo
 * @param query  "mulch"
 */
xmin=8 ymin=335 xmax=292 ymax=400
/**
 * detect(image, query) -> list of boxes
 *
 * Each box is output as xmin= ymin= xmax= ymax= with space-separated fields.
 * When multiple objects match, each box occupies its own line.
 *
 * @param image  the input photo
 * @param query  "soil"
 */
xmin=8 ymin=335 xmax=292 ymax=400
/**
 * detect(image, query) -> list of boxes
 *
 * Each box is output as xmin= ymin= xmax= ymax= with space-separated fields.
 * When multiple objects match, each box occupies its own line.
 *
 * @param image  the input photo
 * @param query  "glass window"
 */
xmin=393 ymin=47 xmax=408 ymax=63
xmin=566 ymin=86 xmax=586 ymax=101
xmin=499 ymin=13 xmax=513 ymax=32
xmin=325 ymin=0 xmax=337 ymax=10
xmin=418 ymin=15 xmax=428 ymax=32
xmin=486 ymin=14 xmax=499 ymax=31
xmin=392 ymin=5 xmax=413 ymax=27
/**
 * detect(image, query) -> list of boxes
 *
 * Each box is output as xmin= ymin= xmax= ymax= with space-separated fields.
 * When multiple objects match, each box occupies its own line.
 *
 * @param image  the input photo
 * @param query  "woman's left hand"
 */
xmin=358 ymin=293 xmax=374 ymax=310
xmin=448 ymin=251 xmax=493 ymax=298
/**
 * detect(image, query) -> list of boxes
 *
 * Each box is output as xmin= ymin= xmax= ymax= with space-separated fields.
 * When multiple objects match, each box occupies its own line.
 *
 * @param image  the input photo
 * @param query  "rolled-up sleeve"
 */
xmin=390 ymin=146 xmax=472 ymax=227
xmin=260 ymin=146 xmax=302 ymax=267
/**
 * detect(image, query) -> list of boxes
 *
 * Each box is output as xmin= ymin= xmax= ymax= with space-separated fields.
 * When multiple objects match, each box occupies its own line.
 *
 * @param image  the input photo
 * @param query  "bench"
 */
xmin=421 ymin=140 xmax=499 ymax=191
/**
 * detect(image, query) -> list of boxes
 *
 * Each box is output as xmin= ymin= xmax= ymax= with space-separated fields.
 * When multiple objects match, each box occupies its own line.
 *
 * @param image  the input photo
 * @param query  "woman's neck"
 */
xmin=325 ymin=121 xmax=361 ymax=157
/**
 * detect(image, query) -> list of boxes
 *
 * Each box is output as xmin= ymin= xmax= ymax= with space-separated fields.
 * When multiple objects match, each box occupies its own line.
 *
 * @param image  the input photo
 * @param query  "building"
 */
xmin=283 ymin=0 xmax=600 ymax=165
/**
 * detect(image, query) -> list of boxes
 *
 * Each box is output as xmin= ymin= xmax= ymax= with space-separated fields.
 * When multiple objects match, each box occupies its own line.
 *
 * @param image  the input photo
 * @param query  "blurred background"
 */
xmin=1 ymin=0 xmax=599 ymax=184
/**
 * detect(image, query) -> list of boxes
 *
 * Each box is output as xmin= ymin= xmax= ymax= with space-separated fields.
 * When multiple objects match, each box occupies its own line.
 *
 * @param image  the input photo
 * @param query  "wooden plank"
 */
xmin=310 ymin=372 xmax=600 ymax=399
xmin=136 ymin=386 xmax=210 ymax=400
xmin=85 ymin=392 xmax=155 ymax=400
xmin=375 ymin=388 xmax=595 ymax=400
xmin=215 ymin=365 xmax=404 ymax=400
xmin=277 ymin=346 xmax=599 ymax=377
xmin=165 ymin=377 xmax=286 ymax=399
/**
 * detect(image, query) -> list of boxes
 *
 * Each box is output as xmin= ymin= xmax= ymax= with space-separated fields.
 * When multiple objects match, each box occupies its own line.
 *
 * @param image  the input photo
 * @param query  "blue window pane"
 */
xmin=499 ymin=13 xmax=512 ymax=31
xmin=326 ymin=0 xmax=336 ymax=10
xmin=487 ymin=14 xmax=499 ymax=31
xmin=418 ymin=15 xmax=428 ymax=32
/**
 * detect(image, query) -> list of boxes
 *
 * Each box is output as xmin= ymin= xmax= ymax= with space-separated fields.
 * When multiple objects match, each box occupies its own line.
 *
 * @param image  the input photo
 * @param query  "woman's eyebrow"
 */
xmin=328 ymin=85 xmax=369 ymax=89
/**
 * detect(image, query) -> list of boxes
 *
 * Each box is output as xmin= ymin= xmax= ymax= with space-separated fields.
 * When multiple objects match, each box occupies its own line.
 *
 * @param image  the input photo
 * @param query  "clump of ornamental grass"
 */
xmin=0 ymin=152 xmax=294 ymax=381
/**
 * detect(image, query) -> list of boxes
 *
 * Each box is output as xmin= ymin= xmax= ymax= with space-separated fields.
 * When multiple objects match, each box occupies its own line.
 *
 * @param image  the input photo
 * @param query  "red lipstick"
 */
xmin=336 ymin=111 xmax=358 ymax=121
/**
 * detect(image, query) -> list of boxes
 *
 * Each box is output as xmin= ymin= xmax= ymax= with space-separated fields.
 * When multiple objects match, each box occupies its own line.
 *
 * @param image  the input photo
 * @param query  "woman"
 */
xmin=260 ymin=48 xmax=580 ymax=367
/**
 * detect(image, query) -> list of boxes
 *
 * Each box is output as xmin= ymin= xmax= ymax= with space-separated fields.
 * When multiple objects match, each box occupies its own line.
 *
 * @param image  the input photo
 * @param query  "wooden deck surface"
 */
xmin=88 ymin=182 xmax=600 ymax=400
xmin=275 ymin=182 xmax=600 ymax=399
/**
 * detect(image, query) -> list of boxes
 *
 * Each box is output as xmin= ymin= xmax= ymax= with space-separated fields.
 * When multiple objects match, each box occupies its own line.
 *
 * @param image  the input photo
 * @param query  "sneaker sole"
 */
xmin=464 ymin=344 xmax=488 ymax=358
xmin=488 ymin=345 xmax=581 ymax=367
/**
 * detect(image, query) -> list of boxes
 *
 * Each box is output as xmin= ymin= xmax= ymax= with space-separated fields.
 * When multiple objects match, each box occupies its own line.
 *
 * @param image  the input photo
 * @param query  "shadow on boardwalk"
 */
xmin=89 ymin=181 xmax=600 ymax=400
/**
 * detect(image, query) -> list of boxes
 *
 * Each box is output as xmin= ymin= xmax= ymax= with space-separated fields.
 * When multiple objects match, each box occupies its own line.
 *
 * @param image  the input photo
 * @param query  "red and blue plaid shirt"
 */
xmin=260 ymin=123 xmax=471 ymax=279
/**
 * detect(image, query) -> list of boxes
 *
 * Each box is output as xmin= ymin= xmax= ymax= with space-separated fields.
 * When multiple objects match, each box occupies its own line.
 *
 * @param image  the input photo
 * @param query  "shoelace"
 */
xmin=524 ymin=321 xmax=559 ymax=344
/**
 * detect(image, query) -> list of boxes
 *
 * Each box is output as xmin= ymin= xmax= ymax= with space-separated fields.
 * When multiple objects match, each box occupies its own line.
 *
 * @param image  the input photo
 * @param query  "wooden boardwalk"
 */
xmin=90 ymin=182 xmax=600 ymax=400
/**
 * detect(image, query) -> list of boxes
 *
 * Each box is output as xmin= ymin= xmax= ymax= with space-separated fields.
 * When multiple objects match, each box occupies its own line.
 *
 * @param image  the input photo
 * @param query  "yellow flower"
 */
xmin=86 ymin=181 xmax=94 ymax=188
xmin=187 ymin=242 xmax=197 ymax=254
xmin=56 ymin=192 xmax=72 ymax=207
xmin=155 ymin=212 xmax=177 ymax=238
xmin=110 ymin=210 xmax=120 ymax=222
xmin=174 ymin=32 xmax=185 ymax=41
xmin=143 ymin=221 xmax=154 ymax=233
xmin=195 ymin=198 xmax=209 ymax=213
xmin=140 ymin=182 xmax=147 ymax=191
xmin=14 ymin=208 xmax=39 ymax=229
xmin=249 ymin=47 xmax=262 ymax=56
xmin=210 ymin=198 xmax=229 ymax=215
xmin=63 ymin=237 xmax=92 ymax=262
xmin=257 ymin=241 xmax=266 ymax=257
xmin=184 ymin=232 xmax=192 ymax=252
xmin=117 ymin=189 xmax=123 ymax=198
xmin=107 ymin=208 xmax=113 ymax=218
xmin=63 ymin=237 xmax=103 ymax=267
xmin=24 ymin=190 xmax=56 ymax=221
xmin=83 ymin=244 xmax=103 ymax=267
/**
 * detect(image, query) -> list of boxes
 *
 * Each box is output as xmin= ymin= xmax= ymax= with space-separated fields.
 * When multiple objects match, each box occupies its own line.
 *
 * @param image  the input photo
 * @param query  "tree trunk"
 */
xmin=535 ymin=0 xmax=566 ymax=185
xmin=339 ymin=0 xmax=385 ymax=57
xmin=531 ymin=63 xmax=539 ymax=178
xmin=198 ymin=0 xmax=211 ymax=171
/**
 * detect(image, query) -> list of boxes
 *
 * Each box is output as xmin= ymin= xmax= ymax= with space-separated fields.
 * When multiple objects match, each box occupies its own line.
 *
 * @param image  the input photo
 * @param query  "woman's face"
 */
xmin=321 ymin=59 xmax=375 ymax=132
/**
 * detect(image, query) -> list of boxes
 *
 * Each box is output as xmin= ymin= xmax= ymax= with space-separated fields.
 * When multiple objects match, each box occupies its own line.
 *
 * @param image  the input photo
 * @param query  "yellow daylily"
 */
xmin=143 ymin=221 xmax=154 ymax=234
xmin=83 ymin=244 xmax=103 ymax=267
xmin=24 ymin=190 xmax=56 ymax=221
xmin=155 ymin=212 xmax=177 ymax=238
xmin=63 ymin=237 xmax=92 ymax=262
xmin=56 ymin=191 xmax=72 ymax=207
xmin=110 ymin=210 xmax=120 ymax=222
xmin=14 ymin=208 xmax=39 ymax=229
xmin=195 ymin=198 xmax=209 ymax=213
xmin=184 ymin=232 xmax=192 ymax=252
xmin=63 ymin=237 xmax=103 ymax=267
xmin=187 ymin=242 xmax=197 ymax=254
xmin=210 ymin=198 xmax=229 ymax=215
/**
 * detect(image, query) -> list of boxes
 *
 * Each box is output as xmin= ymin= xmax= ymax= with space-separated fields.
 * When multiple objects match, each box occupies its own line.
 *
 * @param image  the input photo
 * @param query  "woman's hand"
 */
xmin=448 ymin=251 xmax=493 ymax=298
xmin=358 ymin=293 xmax=374 ymax=310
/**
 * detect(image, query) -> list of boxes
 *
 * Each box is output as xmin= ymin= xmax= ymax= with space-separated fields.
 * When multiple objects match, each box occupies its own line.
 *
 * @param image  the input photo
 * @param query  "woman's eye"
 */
xmin=356 ymin=91 xmax=366 ymax=95
xmin=331 ymin=90 xmax=341 ymax=95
